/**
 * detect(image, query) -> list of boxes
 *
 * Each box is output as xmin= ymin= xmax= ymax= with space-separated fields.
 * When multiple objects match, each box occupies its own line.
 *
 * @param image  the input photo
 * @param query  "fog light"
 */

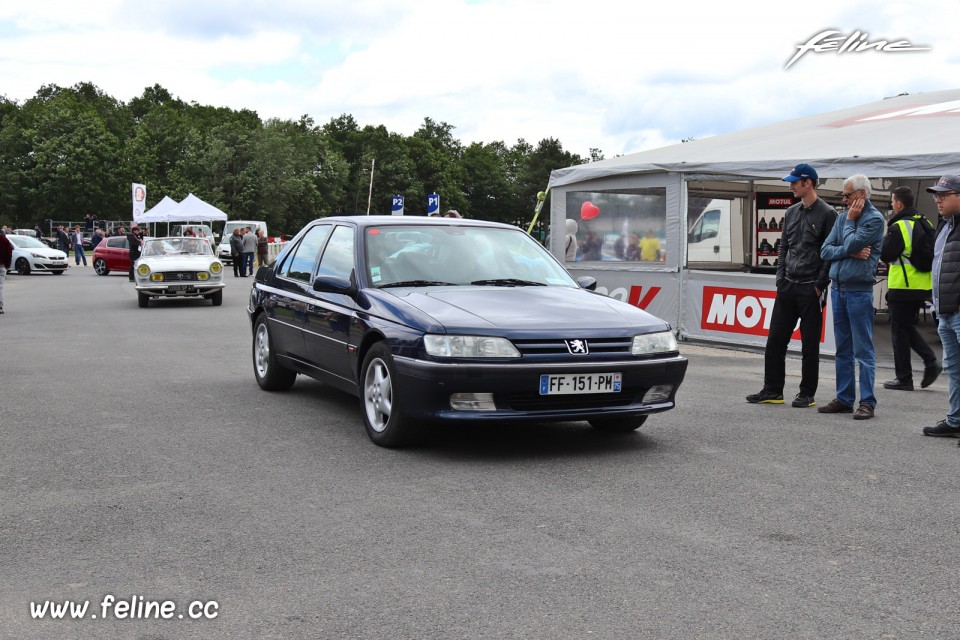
xmin=644 ymin=385 xmax=674 ymax=402
xmin=450 ymin=393 xmax=496 ymax=411
xmin=197 ymin=272 xmax=210 ymax=280
xmin=150 ymin=273 xmax=164 ymax=282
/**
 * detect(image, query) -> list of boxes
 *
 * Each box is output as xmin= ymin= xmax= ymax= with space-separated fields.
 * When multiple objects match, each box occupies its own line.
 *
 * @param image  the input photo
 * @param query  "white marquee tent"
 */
xmin=135 ymin=193 xmax=228 ymax=224
xmin=546 ymin=88 xmax=960 ymax=351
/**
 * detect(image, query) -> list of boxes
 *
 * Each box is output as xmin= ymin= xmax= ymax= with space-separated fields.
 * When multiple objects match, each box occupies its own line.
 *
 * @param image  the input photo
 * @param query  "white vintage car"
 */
xmin=133 ymin=237 xmax=225 ymax=307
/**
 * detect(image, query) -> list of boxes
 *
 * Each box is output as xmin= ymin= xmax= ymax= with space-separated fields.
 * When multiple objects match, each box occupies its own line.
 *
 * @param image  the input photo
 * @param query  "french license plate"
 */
xmin=539 ymin=372 xmax=622 ymax=395
xmin=167 ymin=285 xmax=195 ymax=292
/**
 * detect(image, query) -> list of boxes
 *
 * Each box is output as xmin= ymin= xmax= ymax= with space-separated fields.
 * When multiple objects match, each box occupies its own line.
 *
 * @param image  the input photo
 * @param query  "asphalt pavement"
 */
xmin=1 ymin=264 xmax=958 ymax=640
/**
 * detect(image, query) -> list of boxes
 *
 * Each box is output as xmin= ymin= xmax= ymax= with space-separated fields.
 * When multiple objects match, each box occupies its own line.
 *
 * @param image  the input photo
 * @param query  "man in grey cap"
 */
xmin=923 ymin=174 xmax=960 ymax=442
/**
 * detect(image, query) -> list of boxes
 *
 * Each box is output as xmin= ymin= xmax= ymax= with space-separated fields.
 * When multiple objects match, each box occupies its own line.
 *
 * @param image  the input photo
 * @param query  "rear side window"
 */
xmin=316 ymin=226 xmax=356 ymax=280
xmin=282 ymin=225 xmax=332 ymax=282
xmin=107 ymin=237 xmax=127 ymax=249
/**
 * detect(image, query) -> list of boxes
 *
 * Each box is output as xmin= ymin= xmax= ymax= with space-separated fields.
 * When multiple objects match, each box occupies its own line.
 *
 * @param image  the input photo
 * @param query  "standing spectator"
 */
xmin=126 ymin=226 xmax=143 ymax=282
xmin=817 ymin=174 xmax=885 ymax=420
xmin=71 ymin=226 xmax=87 ymax=267
xmin=923 ymin=175 xmax=960 ymax=440
xmin=880 ymin=186 xmax=940 ymax=391
xmin=90 ymin=228 xmax=104 ymax=250
xmin=230 ymin=228 xmax=244 ymax=277
xmin=564 ymin=219 xmax=578 ymax=261
xmin=84 ymin=213 xmax=94 ymax=233
xmin=0 ymin=227 xmax=12 ymax=314
xmin=256 ymin=228 xmax=269 ymax=268
xmin=241 ymin=226 xmax=257 ymax=276
xmin=747 ymin=163 xmax=836 ymax=407
xmin=33 ymin=223 xmax=43 ymax=241
xmin=639 ymin=228 xmax=661 ymax=261
xmin=56 ymin=225 xmax=70 ymax=254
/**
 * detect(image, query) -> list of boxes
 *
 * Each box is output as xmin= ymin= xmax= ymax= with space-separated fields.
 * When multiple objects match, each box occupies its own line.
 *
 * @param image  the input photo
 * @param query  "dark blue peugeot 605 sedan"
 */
xmin=248 ymin=216 xmax=687 ymax=447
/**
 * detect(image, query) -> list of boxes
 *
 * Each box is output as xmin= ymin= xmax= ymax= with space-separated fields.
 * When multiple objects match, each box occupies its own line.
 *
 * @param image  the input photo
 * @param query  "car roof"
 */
xmin=304 ymin=215 xmax=515 ymax=230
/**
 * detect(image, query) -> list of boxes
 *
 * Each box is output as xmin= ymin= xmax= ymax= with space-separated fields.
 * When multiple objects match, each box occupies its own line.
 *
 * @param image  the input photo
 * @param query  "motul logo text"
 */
xmin=701 ymin=286 xmax=825 ymax=342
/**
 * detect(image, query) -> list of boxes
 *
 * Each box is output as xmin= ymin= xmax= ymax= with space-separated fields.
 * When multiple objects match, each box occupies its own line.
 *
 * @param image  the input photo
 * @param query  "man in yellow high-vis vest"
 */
xmin=879 ymin=186 xmax=941 ymax=391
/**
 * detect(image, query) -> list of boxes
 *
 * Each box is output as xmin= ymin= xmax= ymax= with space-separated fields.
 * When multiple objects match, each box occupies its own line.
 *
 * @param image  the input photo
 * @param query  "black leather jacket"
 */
xmin=934 ymin=217 xmax=960 ymax=314
xmin=776 ymin=197 xmax=837 ymax=291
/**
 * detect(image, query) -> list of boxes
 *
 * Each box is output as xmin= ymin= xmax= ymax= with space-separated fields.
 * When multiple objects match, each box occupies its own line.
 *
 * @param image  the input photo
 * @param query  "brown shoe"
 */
xmin=817 ymin=398 xmax=853 ymax=414
xmin=853 ymin=403 xmax=875 ymax=420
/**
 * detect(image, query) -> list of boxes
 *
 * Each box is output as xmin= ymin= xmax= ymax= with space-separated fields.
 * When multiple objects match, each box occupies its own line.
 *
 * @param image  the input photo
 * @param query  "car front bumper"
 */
xmin=135 ymin=281 xmax=225 ymax=297
xmin=390 ymin=354 xmax=688 ymax=422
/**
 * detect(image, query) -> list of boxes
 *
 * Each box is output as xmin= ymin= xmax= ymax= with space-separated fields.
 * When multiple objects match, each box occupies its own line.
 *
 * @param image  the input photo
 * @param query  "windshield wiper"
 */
xmin=380 ymin=280 xmax=460 ymax=288
xmin=470 ymin=278 xmax=545 ymax=286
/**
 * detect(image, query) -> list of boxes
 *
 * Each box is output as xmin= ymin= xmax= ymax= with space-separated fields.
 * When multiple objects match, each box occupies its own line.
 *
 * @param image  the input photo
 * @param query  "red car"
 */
xmin=93 ymin=235 xmax=130 ymax=275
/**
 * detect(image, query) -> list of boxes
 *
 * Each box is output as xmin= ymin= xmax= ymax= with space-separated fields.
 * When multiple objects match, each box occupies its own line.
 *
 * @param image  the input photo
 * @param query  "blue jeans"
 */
xmin=242 ymin=252 xmax=254 ymax=276
xmin=936 ymin=312 xmax=960 ymax=427
xmin=74 ymin=246 xmax=87 ymax=266
xmin=831 ymin=289 xmax=877 ymax=408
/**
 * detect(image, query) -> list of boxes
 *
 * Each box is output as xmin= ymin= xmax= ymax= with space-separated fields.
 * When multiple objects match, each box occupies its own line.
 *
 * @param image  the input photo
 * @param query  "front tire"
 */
xmin=15 ymin=257 xmax=30 ymax=275
xmin=588 ymin=415 xmax=648 ymax=433
xmin=360 ymin=342 xmax=417 ymax=447
xmin=253 ymin=315 xmax=296 ymax=391
xmin=209 ymin=289 xmax=223 ymax=306
xmin=94 ymin=258 xmax=109 ymax=275
xmin=137 ymin=292 xmax=149 ymax=308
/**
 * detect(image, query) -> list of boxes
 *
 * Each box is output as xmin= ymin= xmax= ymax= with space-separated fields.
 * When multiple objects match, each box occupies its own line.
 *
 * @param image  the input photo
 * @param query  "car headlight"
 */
xmin=137 ymin=264 xmax=151 ymax=276
xmin=631 ymin=331 xmax=678 ymax=355
xmin=150 ymin=273 xmax=164 ymax=282
xmin=30 ymin=252 xmax=45 ymax=258
xmin=197 ymin=272 xmax=210 ymax=280
xmin=424 ymin=335 xmax=521 ymax=358
xmin=210 ymin=262 xmax=222 ymax=274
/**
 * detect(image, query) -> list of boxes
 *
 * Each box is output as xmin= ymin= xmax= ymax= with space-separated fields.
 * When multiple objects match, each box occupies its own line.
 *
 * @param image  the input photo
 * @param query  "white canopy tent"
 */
xmin=136 ymin=195 xmax=179 ymax=223
xmin=546 ymin=88 xmax=960 ymax=351
xmin=147 ymin=193 xmax=228 ymax=223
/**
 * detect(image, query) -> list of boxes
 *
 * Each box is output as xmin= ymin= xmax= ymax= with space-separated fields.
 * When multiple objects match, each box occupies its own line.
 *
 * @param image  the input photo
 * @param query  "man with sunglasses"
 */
xmin=747 ymin=163 xmax=836 ymax=408
xmin=923 ymin=175 xmax=960 ymax=442
xmin=818 ymin=174 xmax=885 ymax=420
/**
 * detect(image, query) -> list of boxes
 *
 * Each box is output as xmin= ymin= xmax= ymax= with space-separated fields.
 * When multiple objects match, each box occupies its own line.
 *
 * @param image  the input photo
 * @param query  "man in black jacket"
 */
xmin=747 ymin=163 xmax=837 ymax=408
xmin=922 ymin=175 xmax=960 ymax=441
xmin=126 ymin=226 xmax=143 ymax=282
xmin=879 ymin=186 xmax=940 ymax=391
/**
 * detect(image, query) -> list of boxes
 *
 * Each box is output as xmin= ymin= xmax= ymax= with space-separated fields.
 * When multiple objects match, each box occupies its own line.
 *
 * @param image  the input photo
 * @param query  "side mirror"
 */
xmin=312 ymin=274 xmax=357 ymax=296
xmin=576 ymin=276 xmax=598 ymax=291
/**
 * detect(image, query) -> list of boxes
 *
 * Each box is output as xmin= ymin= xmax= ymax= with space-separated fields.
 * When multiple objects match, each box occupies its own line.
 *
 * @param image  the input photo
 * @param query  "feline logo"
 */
xmin=565 ymin=339 xmax=589 ymax=355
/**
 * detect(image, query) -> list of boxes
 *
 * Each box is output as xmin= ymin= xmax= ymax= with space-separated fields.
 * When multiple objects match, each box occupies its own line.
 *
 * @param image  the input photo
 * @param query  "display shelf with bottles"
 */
xmin=753 ymin=193 xmax=797 ymax=270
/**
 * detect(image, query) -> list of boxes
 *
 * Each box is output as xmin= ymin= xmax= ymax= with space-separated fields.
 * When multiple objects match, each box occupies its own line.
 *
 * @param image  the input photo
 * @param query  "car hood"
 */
xmin=380 ymin=286 xmax=667 ymax=334
xmin=15 ymin=246 xmax=67 ymax=260
xmin=137 ymin=255 xmax=221 ymax=269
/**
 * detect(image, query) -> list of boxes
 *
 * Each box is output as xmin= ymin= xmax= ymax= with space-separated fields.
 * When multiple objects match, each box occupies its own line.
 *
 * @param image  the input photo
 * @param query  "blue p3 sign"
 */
xmin=427 ymin=193 xmax=440 ymax=216
xmin=391 ymin=195 xmax=404 ymax=216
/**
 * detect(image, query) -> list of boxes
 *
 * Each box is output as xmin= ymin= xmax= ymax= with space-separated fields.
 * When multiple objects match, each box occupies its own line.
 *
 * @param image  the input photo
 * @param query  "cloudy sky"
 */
xmin=1 ymin=0 xmax=956 ymax=158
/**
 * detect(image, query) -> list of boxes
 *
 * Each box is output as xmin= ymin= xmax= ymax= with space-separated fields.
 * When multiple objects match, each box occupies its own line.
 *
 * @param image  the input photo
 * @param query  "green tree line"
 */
xmin=0 ymin=82 xmax=597 ymax=235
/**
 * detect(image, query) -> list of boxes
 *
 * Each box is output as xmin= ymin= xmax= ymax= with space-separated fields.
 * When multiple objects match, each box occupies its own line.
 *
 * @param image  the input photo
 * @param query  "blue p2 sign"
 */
xmin=391 ymin=195 xmax=404 ymax=216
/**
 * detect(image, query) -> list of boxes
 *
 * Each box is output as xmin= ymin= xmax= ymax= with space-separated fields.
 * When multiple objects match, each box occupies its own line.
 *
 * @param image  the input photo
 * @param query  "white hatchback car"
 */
xmin=6 ymin=234 xmax=69 ymax=275
xmin=133 ymin=237 xmax=225 ymax=307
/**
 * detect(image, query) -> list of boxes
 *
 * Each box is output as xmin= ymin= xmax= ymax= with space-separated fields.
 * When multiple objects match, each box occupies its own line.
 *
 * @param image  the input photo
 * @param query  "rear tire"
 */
xmin=94 ymin=258 xmax=109 ymax=275
xmin=15 ymin=257 xmax=30 ymax=275
xmin=588 ymin=415 xmax=647 ymax=433
xmin=360 ymin=342 xmax=417 ymax=447
xmin=209 ymin=289 xmax=223 ymax=306
xmin=137 ymin=292 xmax=149 ymax=308
xmin=252 ymin=315 xmax=297 ymax=391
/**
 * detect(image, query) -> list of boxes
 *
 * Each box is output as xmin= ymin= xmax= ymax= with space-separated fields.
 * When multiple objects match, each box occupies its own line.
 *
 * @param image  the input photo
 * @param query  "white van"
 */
xmin=217 ymin=220 xmax=267 ymax=264
xmin=687 ymin=198 xmax=742 ymax=263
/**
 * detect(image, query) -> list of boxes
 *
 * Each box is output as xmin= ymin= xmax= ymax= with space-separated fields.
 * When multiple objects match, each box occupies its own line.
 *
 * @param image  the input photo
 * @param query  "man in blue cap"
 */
xmin=922 ymin=174 xmax=960 ymax=442
xmin=747 ymin=163 xmax=837 ymax=407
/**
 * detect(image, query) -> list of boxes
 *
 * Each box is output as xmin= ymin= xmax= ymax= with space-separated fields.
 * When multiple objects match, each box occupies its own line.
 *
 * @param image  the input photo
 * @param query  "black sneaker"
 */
xmin=922 ymin=420 xmax=960 ymax=437
xmin=746 ymin=390 xmax=784 ymax=404
xmin=792 ymin=394 xmax=815 ymax=408
xmin=883 ymin=378 xmax=914 ymax=391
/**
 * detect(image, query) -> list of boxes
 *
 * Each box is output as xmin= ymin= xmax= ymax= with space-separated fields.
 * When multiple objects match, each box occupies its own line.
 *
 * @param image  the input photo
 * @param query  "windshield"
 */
xmin=365 ymin=225 xmax=576 ymax=288
xmin=142 ymin=238 xmax=213 ymax=257
xmin=8 ymin=235 xmax=46 ymax=249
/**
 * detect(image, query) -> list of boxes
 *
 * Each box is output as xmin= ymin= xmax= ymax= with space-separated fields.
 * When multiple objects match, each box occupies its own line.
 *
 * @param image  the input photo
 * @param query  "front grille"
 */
xmin=512 ymin=337 xmax=634 ymax=357
xmin=500 ymin=390 xmax=642 ymax=411
xmin=161 ymin=271 xmax=200 ymax=281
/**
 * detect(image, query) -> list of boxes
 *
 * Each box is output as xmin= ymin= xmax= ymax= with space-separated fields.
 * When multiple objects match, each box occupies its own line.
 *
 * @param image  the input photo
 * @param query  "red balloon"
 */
xmin=580 ymin=202 xmax=600 ymax=220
